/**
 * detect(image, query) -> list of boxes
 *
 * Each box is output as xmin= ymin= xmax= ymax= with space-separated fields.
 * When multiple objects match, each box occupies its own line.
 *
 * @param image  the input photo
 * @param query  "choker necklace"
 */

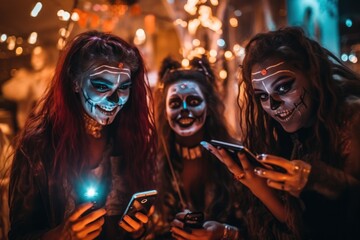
xmin=175 ymin=143 xmax=202 ymax=160
xmin=83 ymin=113 xmax=103 ymax=138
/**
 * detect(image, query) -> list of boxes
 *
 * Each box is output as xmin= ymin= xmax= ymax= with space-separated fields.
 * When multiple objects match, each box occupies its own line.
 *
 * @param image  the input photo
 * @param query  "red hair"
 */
xmin=15 ymin=31 xmax=157 ymax=191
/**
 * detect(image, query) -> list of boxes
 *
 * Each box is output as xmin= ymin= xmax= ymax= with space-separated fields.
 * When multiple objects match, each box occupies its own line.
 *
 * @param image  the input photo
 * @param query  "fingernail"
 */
xmin=217 ymin=146 xmax=222 ymax=150
xmin=200 ymin=141 xmax=209 ymax=150
xmin=257 ymin=154 xmax=267 ymax=160
xmin=254 ymin=168 xmax=266 ymax=175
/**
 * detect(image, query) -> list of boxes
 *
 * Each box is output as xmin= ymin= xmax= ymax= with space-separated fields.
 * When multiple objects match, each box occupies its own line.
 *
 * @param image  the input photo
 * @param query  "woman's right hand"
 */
xmin=200 ymin=141 xmax=269 ymax=196
xmin=42 ymin=202 xmax=106 ymax=240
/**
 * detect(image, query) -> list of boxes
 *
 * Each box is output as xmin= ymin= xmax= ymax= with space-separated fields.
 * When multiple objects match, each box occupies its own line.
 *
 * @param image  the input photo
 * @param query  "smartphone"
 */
xmin=210 ymin=139 xmax=286 ymax=173
xmin=210 ymin=139 xmax=263 ymax=167
xmin=122 ymin=190 xmax=158 ymax=219
xmin=183 ymin=211 xmax=204 ymax=229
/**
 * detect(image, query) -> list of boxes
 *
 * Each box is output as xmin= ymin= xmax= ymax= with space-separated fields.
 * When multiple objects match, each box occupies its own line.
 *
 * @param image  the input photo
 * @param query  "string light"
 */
xmin=31 ymin=2 xmax=43 ymax=17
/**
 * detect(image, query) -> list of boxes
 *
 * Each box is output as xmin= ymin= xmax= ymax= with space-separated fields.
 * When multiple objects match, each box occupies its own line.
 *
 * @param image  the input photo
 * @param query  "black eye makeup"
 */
xmin=275 ymin=79 xmax=295 ymax=95
xmin=187 ymin=95 xmax=203 ymax=106
xmin=91 ymin=79 xmax=111 ymax=92
xmin=255 ymin=92 xmax=269 ymax=102
xmin=118 ymin=81 xmax=132 ymax=91
xmin=168 ymin=97 xmax=181 ymax=109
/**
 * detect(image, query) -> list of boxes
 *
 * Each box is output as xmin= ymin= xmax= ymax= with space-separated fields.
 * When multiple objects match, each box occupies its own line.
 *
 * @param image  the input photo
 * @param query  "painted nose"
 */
xmin=180 ymin=100 xmax=189 ymax=114
xmin=181 ymin=100 xmax=188 ymax=110
xmin=270 ymin=95 xmax=282 ymax=110
xmin=107 ymin=91 xmax=119 ymax=103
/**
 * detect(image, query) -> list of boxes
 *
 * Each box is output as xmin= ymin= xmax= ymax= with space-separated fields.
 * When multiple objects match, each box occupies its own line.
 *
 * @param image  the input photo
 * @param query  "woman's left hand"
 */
xmin=171 ymin=220 xmax=225 ymax=240
xmin=253 ymin=154 xmax=311 ymax=197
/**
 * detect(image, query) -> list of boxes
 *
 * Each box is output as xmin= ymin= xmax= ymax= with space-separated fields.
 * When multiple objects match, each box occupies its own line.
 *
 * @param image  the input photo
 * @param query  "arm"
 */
xmin=201 ymin=142 xmax=287 ymax=223
xmin=9 ymin=149 xmax=106 ymax=240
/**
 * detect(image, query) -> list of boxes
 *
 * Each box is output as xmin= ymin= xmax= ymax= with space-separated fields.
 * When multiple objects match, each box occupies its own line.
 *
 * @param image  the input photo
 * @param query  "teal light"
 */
xmin=85 ymin=187 xmax=98 ymax=198
xmin=345 ymin=19 xmax=352 ymax=28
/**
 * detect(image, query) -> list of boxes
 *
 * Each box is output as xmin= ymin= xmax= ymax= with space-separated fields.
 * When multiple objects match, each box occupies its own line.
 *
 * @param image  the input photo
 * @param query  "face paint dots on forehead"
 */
xmin=180 ymin=83 xmax=187 ymax=89
xmin=251 ymin=61 xmax=295 ymax=82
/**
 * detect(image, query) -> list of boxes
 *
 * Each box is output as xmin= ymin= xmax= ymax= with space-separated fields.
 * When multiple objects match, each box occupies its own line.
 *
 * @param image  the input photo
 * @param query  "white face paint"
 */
xmin=251 ymin=60 xmax=313 ymax=133
xmin=78 ymin=64 xmax=132 ymax=125
xmin=166 ymin=80 xmax=207 ymax=137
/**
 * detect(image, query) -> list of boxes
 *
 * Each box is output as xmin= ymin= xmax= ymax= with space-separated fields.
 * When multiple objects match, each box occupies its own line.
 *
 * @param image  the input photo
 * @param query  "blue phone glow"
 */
xmin=85 ymin=186 xmax=98 ymax=199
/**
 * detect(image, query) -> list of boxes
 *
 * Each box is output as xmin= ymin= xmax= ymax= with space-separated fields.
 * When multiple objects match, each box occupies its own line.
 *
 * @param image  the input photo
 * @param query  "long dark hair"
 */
xmin=240 ymin=26 xmax=360 ymax=166
xmin=154 ymin=55 xmax=242 ymax=223
xmin=12 ymin=31 xmax=157 ymax=192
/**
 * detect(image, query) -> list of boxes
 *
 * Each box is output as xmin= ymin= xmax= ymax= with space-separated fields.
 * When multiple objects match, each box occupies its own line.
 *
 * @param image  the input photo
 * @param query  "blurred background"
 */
xmin=0 ymin=0 xmax=359 ymax=139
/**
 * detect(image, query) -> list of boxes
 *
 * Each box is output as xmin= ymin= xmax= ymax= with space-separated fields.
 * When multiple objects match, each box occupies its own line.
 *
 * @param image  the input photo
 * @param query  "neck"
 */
xmin=175 ymin=129 xmax=204 ymax=160
xmin=175 ymin=143 xmax=202 ymax=160
xmin=83 ymin=113 xmax=104 ymax=139
xmin=175 ymin=128 xmax=204 ymax=147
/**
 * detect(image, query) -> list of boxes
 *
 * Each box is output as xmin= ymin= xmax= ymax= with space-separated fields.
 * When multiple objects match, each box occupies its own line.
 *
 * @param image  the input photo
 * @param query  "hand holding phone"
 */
xmin=121 ymin=190 xmax=158 ymax=220
xmin=183 ymin=212 xmax=204 ymax=229
xmin=209 ymin=140 xmax=264 ymax=168
xmin=209 ymin=139 xmax=286 ymax=173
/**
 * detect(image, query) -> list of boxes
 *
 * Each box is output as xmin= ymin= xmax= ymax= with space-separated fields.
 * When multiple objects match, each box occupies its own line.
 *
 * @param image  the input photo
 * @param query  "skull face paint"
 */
xmin=166 ymin=80 xmax=207 ymax=137
xmin=78 ymin=65 xmax=131 ymax=125
xmin=251 ymin=60 xmax=313 ymax=133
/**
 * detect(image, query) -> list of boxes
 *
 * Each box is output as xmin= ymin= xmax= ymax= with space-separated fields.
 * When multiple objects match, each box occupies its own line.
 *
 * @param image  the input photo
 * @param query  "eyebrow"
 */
xmin=120 ymin=80 xmax=132 ymax=86
xmin=270 ymin=75 xmax=294 ymax=88
xmin=253 ymin=75 xmax=294 ymax=92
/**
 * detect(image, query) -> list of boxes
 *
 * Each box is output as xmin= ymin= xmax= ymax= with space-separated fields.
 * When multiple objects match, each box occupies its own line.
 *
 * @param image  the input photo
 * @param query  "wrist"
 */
xmin=222 ymin=224 xmax=239 ymax=240
xmin=131 ymin=225 xmax=147 ymax=239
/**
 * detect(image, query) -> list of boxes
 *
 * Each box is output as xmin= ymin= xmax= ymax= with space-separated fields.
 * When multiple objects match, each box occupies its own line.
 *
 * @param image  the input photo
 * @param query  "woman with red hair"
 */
xmin=8 ymin=31 xmax=157 ymax=240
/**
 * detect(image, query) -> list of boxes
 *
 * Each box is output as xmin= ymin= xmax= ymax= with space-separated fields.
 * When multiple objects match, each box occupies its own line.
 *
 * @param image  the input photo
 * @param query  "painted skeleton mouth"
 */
xmin=177 ymin=117 xmax=195 ymax=127
xmin=96 ymin=105 xmax=118 ymax=116
xmin=275 ymin=108 xmax=295 ymax=122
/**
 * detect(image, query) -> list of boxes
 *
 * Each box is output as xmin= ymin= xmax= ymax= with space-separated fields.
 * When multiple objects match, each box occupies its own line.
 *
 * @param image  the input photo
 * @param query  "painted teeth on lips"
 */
xmin=275 ymin=109 xmax=294 ymax=120
xmin=97 ymin=105 xmax=117 ymax=116
xmin=99 ymin=105 xmax=116 ymax=111
xmin=178 ymin=118 xmax=194 ymax=125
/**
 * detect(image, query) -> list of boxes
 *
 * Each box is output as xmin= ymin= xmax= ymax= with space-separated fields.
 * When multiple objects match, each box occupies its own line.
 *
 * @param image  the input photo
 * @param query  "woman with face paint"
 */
xmin=148 ymin=55 xmax=292 ymax=240
xmin=8 ymin=31 xmax=157 ymax=240
xmin=204 ymin=27 xmax=360 ymax=239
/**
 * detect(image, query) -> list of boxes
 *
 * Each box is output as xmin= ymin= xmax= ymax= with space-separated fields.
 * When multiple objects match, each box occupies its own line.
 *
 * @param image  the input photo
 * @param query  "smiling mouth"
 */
xmin=96 ymin=105 xmax=118 ymax=116
xmin=177 ymin=117 xmax=195 ymax=127
xmin=275 ymin=108 xmax=295 ymax=122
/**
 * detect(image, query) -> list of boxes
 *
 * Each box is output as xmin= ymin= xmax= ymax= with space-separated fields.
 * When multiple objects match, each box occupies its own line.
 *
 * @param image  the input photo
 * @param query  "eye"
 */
xmin=255 ymin=92 xmax=269 ymax=102
xmin=276 ymin=80 xmax=294 ymax=95
xmin=91 ymin=82 xmax=109 ymax=92
xmin=118 ymin=82 xmax=132 ymax=91
xmin=169 ymin=99 xmax=181 ymax=109
xmin=187 ymin=96 xmax=203 ymax=106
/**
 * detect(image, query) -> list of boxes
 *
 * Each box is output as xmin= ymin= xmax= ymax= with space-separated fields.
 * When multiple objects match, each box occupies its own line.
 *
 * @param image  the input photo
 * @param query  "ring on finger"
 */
xmin=293 ymin=163 xmax=301 ymax=173
xmin=233 ymin=174 xmax=245 ymax=181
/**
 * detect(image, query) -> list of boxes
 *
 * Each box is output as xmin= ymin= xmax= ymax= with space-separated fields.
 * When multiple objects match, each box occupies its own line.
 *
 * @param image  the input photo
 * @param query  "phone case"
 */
xmin=122 ymin=190 xmax=158 ymax=219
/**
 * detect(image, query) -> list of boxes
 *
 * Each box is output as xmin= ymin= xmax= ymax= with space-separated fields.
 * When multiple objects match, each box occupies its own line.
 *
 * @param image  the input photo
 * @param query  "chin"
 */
xmin=177 ymin=130 xmax=195 ymax=137
xmin=282 ymin=124 xmax=301 ymax=133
